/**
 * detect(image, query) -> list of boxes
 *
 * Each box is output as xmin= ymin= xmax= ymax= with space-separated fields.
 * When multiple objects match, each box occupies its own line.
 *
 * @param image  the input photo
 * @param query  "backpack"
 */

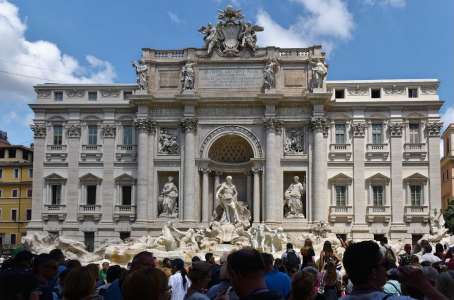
xmin=285 ymin=250 xmax=300 ymax=270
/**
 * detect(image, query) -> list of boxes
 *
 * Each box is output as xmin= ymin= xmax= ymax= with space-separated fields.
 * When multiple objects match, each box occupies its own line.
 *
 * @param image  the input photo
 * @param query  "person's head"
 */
xmin=106 ymin=265 xmax=123 ymax=284
xmin=65 ymin=259 xmax=82 ymax=270
xmin=291 ymin=270 xmax=318 ymax=300
xmin=13 ymin=250 xmax=34 ymax=268
xmin=62 ymin=267 xmax=96 ymax=300
xmin=188 ymin=262 xmax=212 ymax=289
xmin=323 ymin=241 xmax=333 ymax=253
xmin=171 ymin=258 xmax=188 ymax=288
xmin=435 ymin=243 xmax=444 ymax=254
xmin=261 ymin=253 xmax=274 ymax=272
xmin=381 ymin=237 xmax=388 ymax=245
xmin=303 ymin=238 xmax=313 ymax=249
xmin=205 ymin=252 xmax=215 ymax=264
xmin=130 ymin=251 xmax=155 ymax=271
xmin=49 ymin=249 xmax=65 ymax=265
xmin=226 ymin=176 xmax=232 ymax=184
xmin=293 ymin=176 xmax=299 ymax=183
xmin=404 ymin=243 xmax=412 ymax=254
xmin=343 ymin=241 xmax=387 ymax=289
xmin=419 ymin=239 xmax=429 ymax=251
xmin=86 ymin=263 xmax=100 ymax=281
xmin=122 ymin=267 xmax=169 ymax=300
xmin=33 ymin=253 xmax=58 ymax=280
xmin=227 ymin=248 xmax=266 ymax=297
xmin=101 ymin=261 xmax=109 ymax=270
xmin=423 ymin=244 xmax=433 ymax=255
xmin=274 ymin=258 xmax=286 ymax=273
xmin=168 ymin=176 xmax=173 ymax=183
xmin=192 ymin=256 xmax=201 ymax=263
xmin=162 ymin=257 xmax=172 ymax=268
xmin=286 ymin=243 xmax=294 ymax=251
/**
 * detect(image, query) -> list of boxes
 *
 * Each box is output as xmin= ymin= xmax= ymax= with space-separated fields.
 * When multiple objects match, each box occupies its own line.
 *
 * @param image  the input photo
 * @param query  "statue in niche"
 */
xmin=284 ymin=129 xmax=304 ymax=154
xmin=158 ymin=176 xmax=178 ymax=217
xmin=284 ymin=176 xmax=305 ymax=218
xmin=132 ymin=61 xmax=148 ymax=90
xmin=263 ymin=59 xmax=279 ymax=90
xmin=181 ymin=62 xmax=195 ymax=91
xmin=310 ymin=58 xmax=328 ymax=90
xmin=158 ymin=129 xmax=179 ymax=154
xmin=214 ymin=176 xmax=251 ymax=226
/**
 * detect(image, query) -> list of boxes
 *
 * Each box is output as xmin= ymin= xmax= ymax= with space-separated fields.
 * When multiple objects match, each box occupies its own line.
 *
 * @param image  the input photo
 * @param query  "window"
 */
xmin=123 ymin=126 xmax=134 ymax=145
xmin=0 ymin=190 xmax=2 ymax=198
xmin=410 ymin=185 xmax=423 ymax=206
xmin=124 ymin=91 xmax=132 ymax=99
xmin=409 ymin=123 xmax=420 ymax=144
xmin=88 ymin=91 xmax=98 ymax=101
xmin=335 ymin=186 xmax=346 ymax=207
xmin=335 ymin=124 xmax=346 ymax=144
xmin=0 ymin=168 xmax=2 ymax=178
xmin=372 ymin=124 xmax=383 ymax=144
xmin=51 ymin=185 xmax=62 ymax=205
xmin=54 ymin=91 xmax=63 ymax=101
xmin=372 ymin=185 xmax=384 ymax=207
xmin=86 ymin=185 xmax=97 ymax=205
xmin=335 ymin=89 xmax=345 ymax=99
xmin=408 ymin=88 xmax=418 ymax=98
xmin=0 ymin=149 xmax=4 ymax=158
xmin=22 ymin=151 xmax=28 ymax=160
xmin=11 ymin=209 xmax=17 ymax=221
xmin=26 ymin=209 xmax=32 ymax=221
xmin=9 ymin=148 xmax=16 ymax=158
xmin=88 ymin=125 xmax=98 ymax=145
xmin=29 ymin=168 xmax=33 ymax=178
xmin=122 ymin=186 xmax=132 ymax=205
xmin=84 ymin=232 xmax=95 ymax=252
xmin=120 ymin=232 xmax=131 ymax=241
xmin=12 ymin=189 xmax=18 ymax=198
xmin=10 ymin=234 xmax=16 ymax=245
xmin=371 ymin=88 xmax=381 ymax=98
xmin=13 ymin=168 xmax=19 ymax=178
xmin=27 ymin=189 xmax=32 ymax=198
xmin=53 ymin=126 xmax=63 ymax=145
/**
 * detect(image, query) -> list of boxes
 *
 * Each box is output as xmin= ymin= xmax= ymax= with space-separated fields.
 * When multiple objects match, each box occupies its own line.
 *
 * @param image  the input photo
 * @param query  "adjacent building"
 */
xmin=0 ymin=131 xmax=33 ymax=251
xmin=441 ymin=124 xmax=454 ymax=210
xmin=27 ymin=7 xmax=443 ymax=248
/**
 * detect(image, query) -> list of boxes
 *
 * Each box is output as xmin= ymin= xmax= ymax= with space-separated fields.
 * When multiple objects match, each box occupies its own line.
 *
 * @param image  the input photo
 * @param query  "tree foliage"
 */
xmin=444 ymin=199 xmax=454 ymax=233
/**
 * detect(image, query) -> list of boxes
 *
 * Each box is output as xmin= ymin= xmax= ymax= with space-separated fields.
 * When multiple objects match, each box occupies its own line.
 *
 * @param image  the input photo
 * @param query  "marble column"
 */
xmin=201 ymin=168 xmax=210 ymax=223
xmin=181 ymin=118 xmax=198 ymax=222
xmin=311 ymin=117 xmax=328 ymax=223
xmin=246 ymin=172 xmax=252 ymax=211
xmin=252 ymin=168 xmax=261 ymax=223
xmin=352 ymin=122 xmax=366 ymax=224
xmin=214 ymin=171 xmax=222 ymax=209
xmin=135 ymin=118 xmax=149 ymax=222
xmin=147 ymin=122 xmax=157 ymax=219
xmin=389 ymin=122 xmax=404 ymax=224
xmin=264 ymin=119 xmax=277 ymax=222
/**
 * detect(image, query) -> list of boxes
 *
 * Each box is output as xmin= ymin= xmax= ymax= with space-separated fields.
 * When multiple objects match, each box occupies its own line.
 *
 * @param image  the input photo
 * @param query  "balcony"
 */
xmin=45 ymin=145 xmax=67 ymax=162
xmin=116 ymin=144 xmax=137 ymax=162
xmin=329 ymin=205 xmax=353 ymax=223
xmin=404 ymin=205 xmax=430 ymax=223
xmin=403 ymin=143 xmax=427 ymax=161
xmin=366 ymin=205 xmax=391 ymax=223
xmin=47 ymin=145 xmax=67 ymax=151
xmin=77 ymin=204 xmax=102 ymax=221
xmin=80 ymin=145 xmax=102 ymax=162
xmin=366 ymin=144 xmax=389 ymax=161
xmin=328 ymin=144 xmax=352 ymax=161
xmin=42 ymin=204 xmax=66 ymax=221
xmin=113 ymin=205 xmax=136 ymax=222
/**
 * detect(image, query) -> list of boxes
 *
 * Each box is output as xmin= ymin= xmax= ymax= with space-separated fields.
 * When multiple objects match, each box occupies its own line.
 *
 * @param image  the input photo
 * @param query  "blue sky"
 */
xmin=0 ymin=0 xmax=452 ymax=146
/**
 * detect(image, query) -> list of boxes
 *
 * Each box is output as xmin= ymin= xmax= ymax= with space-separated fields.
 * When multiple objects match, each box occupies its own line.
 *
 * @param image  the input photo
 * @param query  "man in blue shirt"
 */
xmin=262 ymin=253 xmax=291 ymax=299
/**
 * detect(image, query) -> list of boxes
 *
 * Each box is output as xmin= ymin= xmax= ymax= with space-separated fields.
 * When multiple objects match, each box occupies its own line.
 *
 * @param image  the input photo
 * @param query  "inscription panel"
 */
xmin=284 ymin=69 xmax=307 ymax=87
xmin=159 ymin=70 xmax=179 ymax=88
xmin=199 ymin=68 xmax=263 ymax=89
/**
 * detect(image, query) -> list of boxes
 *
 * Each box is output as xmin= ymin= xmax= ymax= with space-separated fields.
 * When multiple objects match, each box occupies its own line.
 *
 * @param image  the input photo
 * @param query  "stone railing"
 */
xmin=328 ymin=144 xmax=352 ymax=161
xmin=82 ymin=144 xmax=102 ymax=151
xmin=403 ymin=143 xmax=427 ymax=160
xmin=79 ymin=204 xmax=101 ymax=212
xmin=42 ymin=204 xmax=67 ymax=221
xmin=44 ymin=204 xmax=65 ymax=211
xmin=154 ymin=50 xmax=185 ymax=59
xmin=47 ymin=145 xmax=67 ymax=151
xmin=404 ymin=205 xmax=429 ymax=223
xmin=117 ymin=144 xmax=137 ymax=151
xmin=278 ymin=48 xmax=315 ymax=58
xmin=366 ymin=205 xmax=391 ymax=223
xmin=78 ymin=204 xmax=102 ymax=221
xmin=113 ymin=205 xmax=136 ymax=221
xmin=330 ymin=144 xmax=351 ymax=152
xmin=329 ymin=205 xmax=353 ymax=223
xmin=366 ymin=144 xmax=389 ymax=160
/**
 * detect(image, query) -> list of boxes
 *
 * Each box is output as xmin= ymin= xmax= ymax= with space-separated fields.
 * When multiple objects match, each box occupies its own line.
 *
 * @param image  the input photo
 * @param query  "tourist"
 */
xmin=99 ymin=261 xmax=110 ymax=284
xmin=185 ymin=261 xmax=212 ymax=300
xmin=342 ymin=240 xmax=448 ymax=300
xmin=104 ymin=251 xmax=156 ymax=300
xmin=301 ymin=266 xmax=325 ymax=298
xmin=420 ymin=244 xmax=442 ymax=265
xmin=62 ymin=266 xmax=99 ymax=300
xmin=262 ymin=252 xmax=291 ymax=299
xmin=30 ymin=253 xmax=59 ymax=300
xmin=300 ymin=238 xmax=315 ymax=269
xmin=192 ymin=256 xmax=202 ymax=263
xmin=383 ymin=269 xmax=402 ymax=296
xmin=399 ymin=244 xmax=414 ymax=266
xmin=205 ymin=252 xmax=221 ymax=288
xmin=282 ymin=243 xmax=301 ymax=275
xmin=98 ymin=265 xmax=124 ymax=296
xmin=290 ymin=270 xmax=318 ymax=300
xmin=227 ymin=247 xmax=283 ymax=300
xmin=206 ymin=262 xmax=239 ymax=300
xmin=0 ymin=250 xmax=37 ymax=300
xmin=87 ymin=263 xmax=102 ymax=288
xmin=274 ymin=258 xmax=287 ymax=273
xmin=49 ymin=249 xmax=66 ymax=273
xmin=122 ymin=267 xmax=169 ymax=300
xmin=169 ymin=258 xmax=190 ymax=300
xmin=435 ymin=243 xmax=446 ymax=261
xmin=436 ymin=270 xmax=454 ymax=300
xmin=65 ymin=259 xmax=82 ymax=270
xmin=319 ymin=261 xmax=341 ymax=300
xmin=379 ymin=237 xmax=397 ymax=267
xmin=318 ymin=241 xmax=339 ymax=271
xmin=161 ymin=257 xmax=174 ymax=277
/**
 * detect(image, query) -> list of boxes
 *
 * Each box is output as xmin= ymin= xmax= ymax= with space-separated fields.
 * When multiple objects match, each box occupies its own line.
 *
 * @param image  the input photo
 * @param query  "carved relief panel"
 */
xmin=158 ymin=128 xmax=180 ymax=155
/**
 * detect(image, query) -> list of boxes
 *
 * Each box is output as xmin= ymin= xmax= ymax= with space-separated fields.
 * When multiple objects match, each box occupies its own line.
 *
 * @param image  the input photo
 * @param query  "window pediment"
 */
xmin=328 ymin=173 xmax=353 ymax=185
xmin=404 ymin=172 xmax=428 ymax=183
xmin=79 ymin=173 xmax=102 ymax=184
xmin=366 ymin=173 xmax=390 ymax=184
xmin=115 ymin=173 xmax=136 ymax=184
xmin=44 ymin=173 xmax=67 ymax=183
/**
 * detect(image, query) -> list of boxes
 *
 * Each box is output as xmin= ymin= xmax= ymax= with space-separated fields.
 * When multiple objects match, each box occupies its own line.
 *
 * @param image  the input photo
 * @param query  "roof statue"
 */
xmin=198 ymin=5 xmax=264 ymax=57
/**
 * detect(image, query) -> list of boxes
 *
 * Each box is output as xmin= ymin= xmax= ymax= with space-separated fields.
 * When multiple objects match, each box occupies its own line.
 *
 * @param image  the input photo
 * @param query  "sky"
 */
xmin=0 ymin=0 xmax=453 ymax=146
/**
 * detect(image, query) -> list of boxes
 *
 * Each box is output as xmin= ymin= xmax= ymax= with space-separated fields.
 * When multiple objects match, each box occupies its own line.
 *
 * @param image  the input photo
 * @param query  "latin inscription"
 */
xmin=284 ymin=69 xmax=306 ymax=87
xmin=159 ymin=70 xmax=179 ymax=88
xmin=199 ymin=68 xmax=263 ymax=89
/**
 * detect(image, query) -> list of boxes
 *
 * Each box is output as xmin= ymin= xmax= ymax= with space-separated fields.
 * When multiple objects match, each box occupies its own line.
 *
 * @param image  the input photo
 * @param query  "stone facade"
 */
xmin=28 ymin=8 xmax=443 ymax=248
xmin=441 ymin=124 xmax=454 ymax=210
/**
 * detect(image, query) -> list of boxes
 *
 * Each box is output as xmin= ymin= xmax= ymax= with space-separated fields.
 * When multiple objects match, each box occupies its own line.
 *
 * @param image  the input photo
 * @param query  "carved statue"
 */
xmin=158 ymin=176 xmax=179 ymax=217
xmin=214 ymin=176 xmax=251 ymax=226
xmin=284 ymin=129 xmax=304 ymax=154
xmin=264 ymin=226 xmax=288 ymax=253
xmin=250 ymin=223 xmax=266 ymax=251
xmin=310 ymin=59 xmax=328 ymax=90
xmin=239 ymin=22 xmax=263 ymax=51
xmin=284 ymin=176 xmax=305 ymax=218
xmin=170 ymin=224 xmax=201 ymax=251
xmin=263 ymin=60 xmax=279 ymax=91
xmin=198 ymin=23 xmax=221 ymax=55
xmin=158 ymin=129 xmax=179 ymax=154
xmin=181 ymin=62 xmax=195 ymax=91
xmin=132 ymin=61 xmax=148 ymax=90
xmin=151 ymin=221 xmax=178 ymax=251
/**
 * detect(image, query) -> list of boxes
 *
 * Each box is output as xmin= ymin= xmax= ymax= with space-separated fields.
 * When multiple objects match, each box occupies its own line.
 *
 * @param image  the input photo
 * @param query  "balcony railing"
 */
xmin=367 ymin=143 xmax=389 ymax=151
xmin=403 ymin=143 xmax=427 ymax=160
xmin=404 ymin=205 xmax=429 ymax=223
xmin=329 ymin=144 xmax=352 ymax=161
xmin=47 ymin=145 xmax=67 ymax=151
xmin=366 ymin=205 xmax=391 ymax=223
xmin=330 ymin=144 xmax=351 ymax=151
xmin=82 ymin=144 xmax=102 ymax=151
xmin=44 ymin=204 xmax=65 ymax=211
xmin=329 ymin=205 xmax=353 ymax=222
xmin=80 ymin=204 xmax=101 ymax=212
xmin=113 ymin=205 xmax=136 ymax=221
xmin=117 ymin=144 xmax=137 ymax=151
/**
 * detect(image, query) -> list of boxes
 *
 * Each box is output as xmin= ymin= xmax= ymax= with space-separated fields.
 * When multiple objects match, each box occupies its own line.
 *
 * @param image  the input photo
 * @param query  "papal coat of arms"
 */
xmin=198 ymin=5 xmax=264 ymax=57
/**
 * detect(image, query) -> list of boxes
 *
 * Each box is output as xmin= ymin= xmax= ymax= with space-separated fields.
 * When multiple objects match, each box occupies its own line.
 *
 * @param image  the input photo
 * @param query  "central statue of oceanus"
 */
xmin=214 ymin=176 xmax=251 ymax=226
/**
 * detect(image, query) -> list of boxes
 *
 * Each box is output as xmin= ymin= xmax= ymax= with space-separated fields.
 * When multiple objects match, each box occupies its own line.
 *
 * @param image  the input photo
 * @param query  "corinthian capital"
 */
xmin=66 ymin=124 xmax=81 ymax=138
xmin=310 ymin=117 xmax=329 ymax=137
xmin=387 ymin=121 xmax=403 ymax=137
xmin=180 ymin=118 xmax=198 ymax=132
xmin=351 ymin=122 xmax=366 ymax=138
xmin=31 ymin=123 xmax=47 ymax=138
xmin=425 ymin=121 xmax=442 ymax=137
xmin=263 ymin=118 xmax=283 ymax=134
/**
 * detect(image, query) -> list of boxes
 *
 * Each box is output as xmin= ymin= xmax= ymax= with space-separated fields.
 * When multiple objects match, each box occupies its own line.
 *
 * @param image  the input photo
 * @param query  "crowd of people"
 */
xmin=0 ymin=237 xmax=453 ymax=300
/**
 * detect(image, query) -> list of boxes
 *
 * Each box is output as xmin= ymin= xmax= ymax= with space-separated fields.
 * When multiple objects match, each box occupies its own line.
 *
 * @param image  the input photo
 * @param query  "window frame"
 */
xmin=335 ymin=185 xmax=347 ymax=207
xmin=372 ymin=185 xmax=385 ymax=207
xmin=11 ymin=208 xmax=17 ymax=221
xmin=123 ymin=125 xmax=134 ymax=145
xmin=53 ymin=125 xmax=63 ymax=145
xmin=371 ymin=88 xmax=381 ymax=99
xmin=11 ymin=189 xmax=18 ymax=198
xmin=54 ymin=91 xmax=64 ymax=101
xmin=88 ymin=91 xmax=98 ymax=101
xmin=371 ymin=123 xmax=384 ymax=144
xmin=87 ymin=125 xmax=98 ymax=145
xmin=51 ymin=184 xmax=62 ymax=205
xmin=26 ymin=209 xmax=32 ymax=221
xmin=409 ymin=123 xmax=421 ymax=144
xmin=408 ymin=88 xmax=418 ymax=98
xmin=335 ymin=123 xmax=347 ymax=144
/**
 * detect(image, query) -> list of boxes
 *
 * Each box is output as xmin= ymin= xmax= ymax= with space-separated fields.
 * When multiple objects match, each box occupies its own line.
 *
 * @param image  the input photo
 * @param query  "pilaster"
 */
xmin=427 ymin=122 xmax=442 ymax=214
xmin=135 ymin=115 xmax=149 ymax=223
xmin=181 ymin=118 xmax=198 ymax=222
xmin=264 ymin=118 xmax=282 ymax=222
xmin=29 ymin=123 xmax=46 ymax=227
xmin=389 ymin=121 xmax=404 ymax=224
xmin=100 ymin=120 xmax=115 ymax=223
xmin=352 ymin=121 xmax=366 ymax=224
xmin=65 ymin=121 xmax=81 ymax=223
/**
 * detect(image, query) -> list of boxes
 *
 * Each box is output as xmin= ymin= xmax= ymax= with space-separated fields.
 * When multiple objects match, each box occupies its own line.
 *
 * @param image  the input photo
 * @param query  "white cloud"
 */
xmin=364 ymin=0 xmax=406 ymax=7
xmin=168 ymin=11 xmax=182 ymax=24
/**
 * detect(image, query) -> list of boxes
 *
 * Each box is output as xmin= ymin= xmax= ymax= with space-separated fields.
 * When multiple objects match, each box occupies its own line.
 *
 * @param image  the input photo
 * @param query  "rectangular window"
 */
xmin=11 ymin=209 xmax=17 ymax=221
xmin=54 ymin=91 xmax=63 ymax=101
xmin=22 ymin=151 xmax=28 ymax=160
xmin=14 ymin=168 xmax=19 ymax=178
xmin=88 ymin=125 xmax=98 ymax=145
xmin=88 ymin=91 xmax=98 ymax=101
xmin=9 ymin=148 xmax=16 ymax=158
xmin=372 ymin=124 xmax=383 ymax=144
xmin=0 ymin=149 xmax=4 ymax=158
xmin=12 ymin=189 xmax=18 ymax=198
xmin=51 ymin=185 xmax=61 ymax=205
xmin=0 ymin=168 xmax=2 ymax=178
xmin=335 ymin=89 xmax=345 ymax=99
xmin=410 ymin=185 xmax=423 ymax=206
xmin=123 ymin=91 xmax=132 ymax=99
xmin=372 ymin=185 xmax=384 ymax=207
xmin=408 ymin=88 xmax=418 ymax=98
xmin=409 ymin=123 xmax=420 ymax=144
xmin=120 ymin=232 xmax=131 ymax=241
xmin=29 ymin=168 xmax=33 ymax=178
xmin=122 ymin=185 xmax=132 ymax=205
xmin=123 ymin=126 xmax=133 ymax=145
xmin=84 ymin=232 xmax=95 ymax=252
xmin=10 ymin=234 xmax=16 ymax=245
xmin=335 ymin=124 xmax=346 ymax=144
xmin=0 ymin=190 xmax=2 ymax=198
xmin=86 ymin=185 xmax=97 ymax=205
xmin=371 ymin=88 xmax=381 ymax=98
xmin=53 ymin=126 xmax=63 ymax=145
xmin=27 ymin=189 xmax=32 ymax=198
xmin=335 ymin=185 xmax=346 ymax=207
xmin=26 ymin=209 xmax=32 ymax=221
